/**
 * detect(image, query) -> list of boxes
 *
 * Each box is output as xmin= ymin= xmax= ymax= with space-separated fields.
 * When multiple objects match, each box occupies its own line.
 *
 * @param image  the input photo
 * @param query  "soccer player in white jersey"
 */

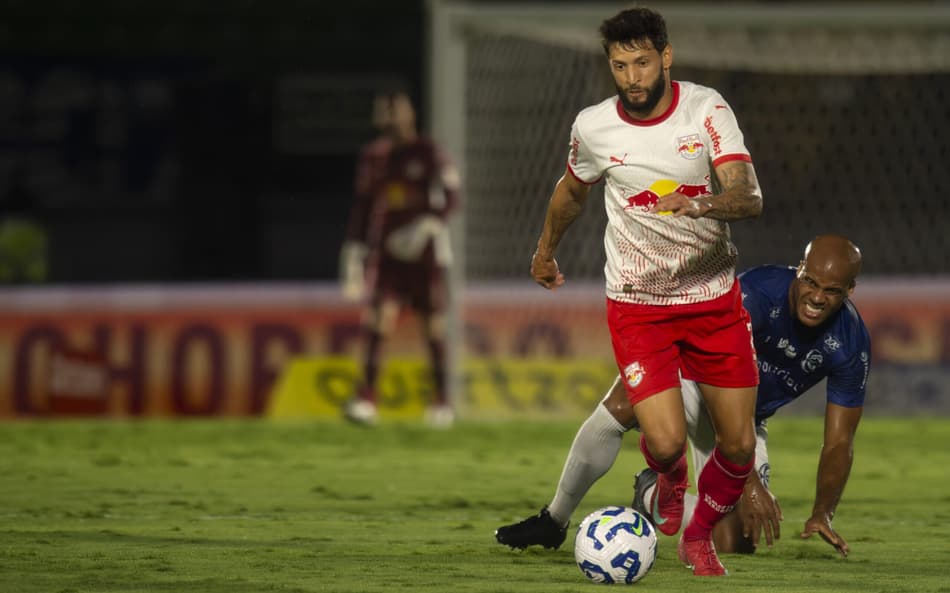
xmin=495 ymin=7 xmax=763 ymax=577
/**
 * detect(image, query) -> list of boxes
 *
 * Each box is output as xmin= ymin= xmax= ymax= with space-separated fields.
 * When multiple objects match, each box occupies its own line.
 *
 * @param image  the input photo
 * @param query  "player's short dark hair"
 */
xmin=599 ymin=7 xmax=668 ymax=56
xmin=376 ymin=79 xmax=412 ymax=103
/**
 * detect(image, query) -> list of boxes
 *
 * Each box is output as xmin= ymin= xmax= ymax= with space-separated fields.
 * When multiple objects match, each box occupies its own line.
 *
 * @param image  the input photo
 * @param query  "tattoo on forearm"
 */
xmin=708 ymin=163 xmax=762 ymax=221
xmin=540 ymin=184 xmax=587 ymax=253
xmin=551 ymin=200 xmax=583 ymax=233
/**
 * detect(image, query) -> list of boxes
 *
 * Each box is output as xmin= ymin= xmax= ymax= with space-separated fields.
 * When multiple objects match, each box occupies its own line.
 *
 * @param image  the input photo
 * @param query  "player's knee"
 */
xmin=601 ymin=380 xmax=638 ymax=427
xmin=712 ymin=513 xmax=755 ymax=554
xmin=365 ymin=315 xmax=393 ymax=337
xmin=368 ymin=300 xmax=401 ymax=334
xmin=714 ymin=530 xmax=756 ymax=555
xmin=645 ymin=434 xmax=687 ymax=464
xmin=716 ymin=438 xmax=755 ymax=465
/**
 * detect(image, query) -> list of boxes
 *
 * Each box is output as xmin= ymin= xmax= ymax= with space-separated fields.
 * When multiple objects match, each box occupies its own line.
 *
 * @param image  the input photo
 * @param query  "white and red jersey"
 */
xmin=567 ymin=80 xmax=754 ymax=305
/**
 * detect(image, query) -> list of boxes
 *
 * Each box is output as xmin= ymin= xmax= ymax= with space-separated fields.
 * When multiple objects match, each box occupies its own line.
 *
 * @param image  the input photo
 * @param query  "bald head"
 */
xmin=802 ymin=234 xmax=862 ymax=289
xmin=789 ymin=234 xmax=861 ymax=327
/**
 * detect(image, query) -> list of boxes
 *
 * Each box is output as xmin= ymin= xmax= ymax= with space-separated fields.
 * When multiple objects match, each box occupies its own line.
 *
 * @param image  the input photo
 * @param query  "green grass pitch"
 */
xmin=1 ymin=416 xmax=949 ymax=592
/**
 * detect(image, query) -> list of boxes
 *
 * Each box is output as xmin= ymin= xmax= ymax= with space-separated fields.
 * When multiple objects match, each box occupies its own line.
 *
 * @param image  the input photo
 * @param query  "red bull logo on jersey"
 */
xmin=624 ymin=361 xmax=645 ymax=389
xmin=624 ymin=178 xmax=711 ymax=213
xmin=677 ymin=134 xmax=705 ymax=160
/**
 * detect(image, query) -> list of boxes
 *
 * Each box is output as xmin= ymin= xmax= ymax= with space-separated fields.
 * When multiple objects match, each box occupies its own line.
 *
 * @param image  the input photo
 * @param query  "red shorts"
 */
xmin=607 ymin=279 xmax=758 ymax=405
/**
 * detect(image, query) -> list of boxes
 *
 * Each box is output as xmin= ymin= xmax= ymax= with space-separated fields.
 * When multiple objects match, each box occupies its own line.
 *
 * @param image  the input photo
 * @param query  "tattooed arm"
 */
xmin=705 ymin=160 xmax=763 ymax=221
xmin=653 ymin=160 xmax=763 ymax=221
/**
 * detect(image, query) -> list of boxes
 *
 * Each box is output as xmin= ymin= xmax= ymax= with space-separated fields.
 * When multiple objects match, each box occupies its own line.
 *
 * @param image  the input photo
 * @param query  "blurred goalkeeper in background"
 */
xmin=338 ymin=84 xmax=461 ymax=428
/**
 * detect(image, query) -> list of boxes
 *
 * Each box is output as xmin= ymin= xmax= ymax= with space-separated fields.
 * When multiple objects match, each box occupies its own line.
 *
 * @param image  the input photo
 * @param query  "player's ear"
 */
xmin=662 ymin=44 xmax=673 ymax=69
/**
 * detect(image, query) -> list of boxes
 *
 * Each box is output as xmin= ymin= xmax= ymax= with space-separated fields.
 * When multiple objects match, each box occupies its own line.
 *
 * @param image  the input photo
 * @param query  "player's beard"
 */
xmin=617 ymin=70 xmax=666 ymax=116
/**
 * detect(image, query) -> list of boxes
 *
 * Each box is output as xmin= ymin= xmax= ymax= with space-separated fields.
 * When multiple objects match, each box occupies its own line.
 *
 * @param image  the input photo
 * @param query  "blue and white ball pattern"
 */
xmin=574 ymin=506 xmax=657 ymax=584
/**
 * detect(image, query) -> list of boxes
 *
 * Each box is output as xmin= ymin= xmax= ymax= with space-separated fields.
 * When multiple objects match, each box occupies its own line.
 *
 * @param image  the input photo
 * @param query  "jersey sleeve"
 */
xmin=700 ymin=93 xmax=752 ymax=168
xmin=826 ymin=335 xmax=871 ymax=408
xmin=566 ymin=116 xmax=603 ymax=185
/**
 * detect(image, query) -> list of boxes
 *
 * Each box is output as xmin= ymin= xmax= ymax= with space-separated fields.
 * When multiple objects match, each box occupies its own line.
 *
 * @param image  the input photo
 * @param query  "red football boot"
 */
xmin=678 ymin=535 xmax=728 ymax=577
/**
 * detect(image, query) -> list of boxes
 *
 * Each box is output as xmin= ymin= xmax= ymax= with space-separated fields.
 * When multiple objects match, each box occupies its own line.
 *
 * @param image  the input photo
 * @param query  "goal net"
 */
xmin=429 ymin=1 xmax=950 ymax=281
xmin=427 ymin=1 xmax=950 ymax=416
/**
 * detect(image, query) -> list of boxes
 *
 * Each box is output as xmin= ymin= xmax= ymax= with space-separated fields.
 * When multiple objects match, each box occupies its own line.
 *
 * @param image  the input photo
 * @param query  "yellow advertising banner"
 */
xmin=266 ymin=357 xmax=619 ymax=420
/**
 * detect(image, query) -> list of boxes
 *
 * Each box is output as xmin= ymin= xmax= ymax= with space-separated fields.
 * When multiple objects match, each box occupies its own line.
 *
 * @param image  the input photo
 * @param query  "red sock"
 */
xmin=639 ymin=434 xmax=688 ymax=484
xmin=684 ymin=447 xmax=752 ymax=540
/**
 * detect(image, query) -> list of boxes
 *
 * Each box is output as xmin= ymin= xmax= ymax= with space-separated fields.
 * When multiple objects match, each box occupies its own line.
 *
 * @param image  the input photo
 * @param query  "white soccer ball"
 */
xmin=574 ymin=506 xmax=657 ymax=584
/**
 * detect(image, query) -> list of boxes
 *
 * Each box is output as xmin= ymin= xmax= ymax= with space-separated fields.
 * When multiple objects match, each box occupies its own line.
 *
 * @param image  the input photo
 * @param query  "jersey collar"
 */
xmin=615 ymin=81 xmax=680 ymax=127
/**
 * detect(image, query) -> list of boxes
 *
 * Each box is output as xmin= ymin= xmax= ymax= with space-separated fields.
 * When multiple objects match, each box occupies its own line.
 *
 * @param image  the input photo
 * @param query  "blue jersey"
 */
xmin=738 ymin=265 xmax=871 ymax=424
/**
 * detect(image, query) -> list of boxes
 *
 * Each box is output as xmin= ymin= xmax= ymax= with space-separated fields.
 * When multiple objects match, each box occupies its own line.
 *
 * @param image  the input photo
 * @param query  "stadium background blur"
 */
xmin=1 ymin=0 xmax=948 ymax=420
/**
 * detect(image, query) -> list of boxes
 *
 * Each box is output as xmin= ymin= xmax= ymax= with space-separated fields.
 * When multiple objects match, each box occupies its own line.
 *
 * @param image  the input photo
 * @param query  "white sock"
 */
xmin=641 ymin=483 xmax=698 ymax=526
xmin=548 ymin=403 xmax=626 ymax=526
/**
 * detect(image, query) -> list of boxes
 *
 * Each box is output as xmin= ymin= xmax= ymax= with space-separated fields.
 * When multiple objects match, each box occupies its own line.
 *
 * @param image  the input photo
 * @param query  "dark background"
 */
xmin=3 ymin=1 xmax=947 ymax=283
xmin=0 ymin=0 xmax=427 ymax=283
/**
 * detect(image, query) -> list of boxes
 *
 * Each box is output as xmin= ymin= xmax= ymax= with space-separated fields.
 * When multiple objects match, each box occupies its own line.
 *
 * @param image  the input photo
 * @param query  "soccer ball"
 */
xmin=574 ymin=506 xmax=657 ymax=584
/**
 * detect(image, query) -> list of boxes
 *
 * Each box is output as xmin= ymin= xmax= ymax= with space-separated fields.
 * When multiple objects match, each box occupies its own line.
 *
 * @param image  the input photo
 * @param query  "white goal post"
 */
xmin=428 ymin=0 xmax=950 ymax=280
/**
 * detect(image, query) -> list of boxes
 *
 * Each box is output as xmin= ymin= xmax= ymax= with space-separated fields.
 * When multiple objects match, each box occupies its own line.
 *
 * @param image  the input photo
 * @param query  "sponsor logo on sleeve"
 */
xmin=703 ymin=116 xmax=722 ymax=156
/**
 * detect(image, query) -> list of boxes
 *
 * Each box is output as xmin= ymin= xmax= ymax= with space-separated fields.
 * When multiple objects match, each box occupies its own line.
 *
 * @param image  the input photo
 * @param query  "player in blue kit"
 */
xmin=498 ymin=234 xmax=868 ymax=561
xmin=631 ymin=233 xmax=869 ymax=557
